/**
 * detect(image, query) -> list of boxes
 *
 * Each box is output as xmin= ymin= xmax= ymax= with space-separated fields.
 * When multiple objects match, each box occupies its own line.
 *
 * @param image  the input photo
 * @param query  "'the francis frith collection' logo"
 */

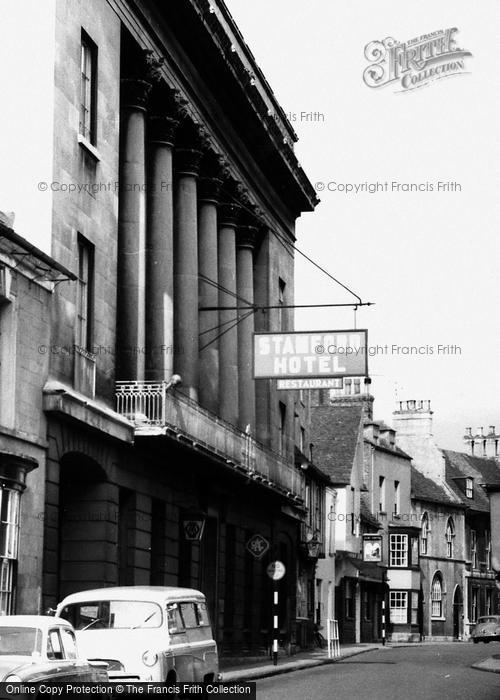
xmin=363 ymin=28 xmax=472 ymax=92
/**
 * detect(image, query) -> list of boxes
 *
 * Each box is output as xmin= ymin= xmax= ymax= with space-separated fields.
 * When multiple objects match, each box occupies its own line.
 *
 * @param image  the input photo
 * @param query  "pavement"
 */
xmin=220 ymin=643 xmax=384 ymax=681
xmin=471 ymin=651 xmax=500 ymax=674
xmin=221 ymin=641 xmax=500 ymax=681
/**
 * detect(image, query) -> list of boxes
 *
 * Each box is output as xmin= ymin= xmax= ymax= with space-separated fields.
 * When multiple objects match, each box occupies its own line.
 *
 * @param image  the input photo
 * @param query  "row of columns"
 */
xmin=117 ymin=70 xmax=259 ymax=433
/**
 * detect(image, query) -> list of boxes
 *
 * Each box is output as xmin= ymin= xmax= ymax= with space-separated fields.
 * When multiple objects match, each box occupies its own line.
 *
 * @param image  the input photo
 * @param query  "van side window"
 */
xmin=195 ymin=603 xmax=209 ymax=627
xmin=166 ymin=603 xmax=185 ymax=634
xmin=179 ymin=603 xmax=198 ymax=629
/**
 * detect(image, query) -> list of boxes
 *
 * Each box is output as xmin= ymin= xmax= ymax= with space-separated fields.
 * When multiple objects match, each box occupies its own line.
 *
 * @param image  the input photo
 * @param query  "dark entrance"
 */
xmin=453 ymin=586 xmax=463 ymax=639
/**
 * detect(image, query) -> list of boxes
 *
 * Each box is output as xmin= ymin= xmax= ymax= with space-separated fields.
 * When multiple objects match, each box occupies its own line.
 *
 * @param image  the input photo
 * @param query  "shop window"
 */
xmin=471 ymin=588 xmax=478 ymax=623
xmin=431 ymin=574 xmax=443 ymax=618
xmin=389 ymin=534 xmax=408 ymax=567
xmin=411 ymin=592 xmax=419 ymax=625
xmin=389 ymin=591 xmax=407 ymax=624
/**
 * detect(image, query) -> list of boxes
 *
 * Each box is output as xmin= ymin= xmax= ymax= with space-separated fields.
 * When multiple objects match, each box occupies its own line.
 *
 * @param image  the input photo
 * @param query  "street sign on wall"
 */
xmin=254 ymin=330 xmax=368 ymax=380
xmin=246 ymin=534 xmax=270 ymax=559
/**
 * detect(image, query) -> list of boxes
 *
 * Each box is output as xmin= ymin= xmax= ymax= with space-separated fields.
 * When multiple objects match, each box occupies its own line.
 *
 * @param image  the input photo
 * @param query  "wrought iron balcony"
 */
xmin=116 ymin=380 xmax=305 ymax=502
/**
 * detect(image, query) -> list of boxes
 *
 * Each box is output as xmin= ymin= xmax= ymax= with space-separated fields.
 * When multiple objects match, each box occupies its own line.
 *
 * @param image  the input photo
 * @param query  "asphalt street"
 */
xmin=255 ymin=644 xmax=500 ymax=700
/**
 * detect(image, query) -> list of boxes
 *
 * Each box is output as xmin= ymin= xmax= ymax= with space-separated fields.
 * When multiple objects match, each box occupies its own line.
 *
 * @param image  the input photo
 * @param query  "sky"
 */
xmin=226 ymin=0 xmax=500 ymax=450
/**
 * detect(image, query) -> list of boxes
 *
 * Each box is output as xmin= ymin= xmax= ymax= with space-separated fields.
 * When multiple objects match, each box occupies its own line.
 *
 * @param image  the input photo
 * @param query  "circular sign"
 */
xmin=266 ymin=560 xmax=286 ymax=580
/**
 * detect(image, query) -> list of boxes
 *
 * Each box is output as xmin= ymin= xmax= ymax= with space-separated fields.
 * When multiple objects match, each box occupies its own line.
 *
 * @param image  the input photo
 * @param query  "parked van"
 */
xmin=56 ymin=586 xmax=219 ymax=683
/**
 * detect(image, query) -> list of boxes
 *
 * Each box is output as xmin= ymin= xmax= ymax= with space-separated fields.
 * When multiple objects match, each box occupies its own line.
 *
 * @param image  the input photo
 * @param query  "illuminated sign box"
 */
xmin=253 ymin=330 xmax=368 ymax=380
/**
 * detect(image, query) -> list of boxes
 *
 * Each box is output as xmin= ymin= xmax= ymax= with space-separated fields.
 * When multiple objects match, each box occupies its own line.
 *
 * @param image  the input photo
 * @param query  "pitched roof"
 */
xmin=311 ymin=404 xmax=364 ymax=484
xmin=442 ymin=449 xmax=500 ymax=513
xmin=410 ymin=466 xmax=460 ymax=506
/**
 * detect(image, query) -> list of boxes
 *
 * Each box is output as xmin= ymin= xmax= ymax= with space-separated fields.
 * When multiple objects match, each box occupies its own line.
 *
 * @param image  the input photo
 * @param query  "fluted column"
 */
xmin=174 ymin=139 xmax=203 ymax=400
xmin=218 ymin=203 xmax=240 ymax=425
xmin=117 ymin=77 xmax=152 ymax=380
xmin=146 ymin=114 xmax=179 ymax=380
xmin=236 ymin=224 xmax=257 ymax=432
xmin=198 ymin=167 xmax=222 ymax=412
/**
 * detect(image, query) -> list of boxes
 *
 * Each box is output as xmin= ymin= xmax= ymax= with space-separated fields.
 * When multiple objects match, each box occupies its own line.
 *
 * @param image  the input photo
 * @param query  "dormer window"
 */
xmin=465 ymin=478 xmax=473 ymax=499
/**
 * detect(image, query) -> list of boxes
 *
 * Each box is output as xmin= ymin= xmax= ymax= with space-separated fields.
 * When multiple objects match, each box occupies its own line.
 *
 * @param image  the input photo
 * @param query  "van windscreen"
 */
xmin=60 ymin=601 xmax=162 ymax=630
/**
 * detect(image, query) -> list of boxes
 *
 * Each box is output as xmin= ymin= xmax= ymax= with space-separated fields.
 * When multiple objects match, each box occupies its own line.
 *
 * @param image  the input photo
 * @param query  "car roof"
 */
xmin=58 ymin=586 xmax=206 ymax=605
xmin=0 ymin=615 xmax=72 ymax=629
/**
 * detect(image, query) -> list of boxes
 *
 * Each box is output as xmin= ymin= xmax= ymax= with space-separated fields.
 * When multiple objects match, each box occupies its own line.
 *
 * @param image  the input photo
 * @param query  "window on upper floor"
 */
xmin=470 ymin=529 xmax=477 ymax=568
xmin=389 ymin=534 xmax=408 ymax=567
xmin=445 ymin=518 xmax=455 ymax=558
xmin=486 ymin=530 xmax=491 ymax=570
xmin=431 ymin=574 xmax=443 ymax=618
xmin=80 ymin=31 xmax=98 ymax=145
xmin=393 ymin=480 xmax=400 ymax=515
xmin=278 ymin=401 xmax=286 ymax=456
xmin=379 ymin=476 xmax=386 ymax=513
xmin=76 ymin=235 xmax=95 ymax=352
xmin=420 ymin=512 xmax=429 ymax=555
xmin=465 ymin=478 xmax=473 ymax=499
xmin=277 ymin=277 xmax=286 ymax=330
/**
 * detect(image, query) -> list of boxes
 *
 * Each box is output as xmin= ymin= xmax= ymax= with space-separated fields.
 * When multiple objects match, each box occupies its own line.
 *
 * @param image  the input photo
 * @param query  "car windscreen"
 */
xmin=0 ymin=627 xmax=42 ymax=655
xmin=60 ymin=601 xmax=163 ymax=630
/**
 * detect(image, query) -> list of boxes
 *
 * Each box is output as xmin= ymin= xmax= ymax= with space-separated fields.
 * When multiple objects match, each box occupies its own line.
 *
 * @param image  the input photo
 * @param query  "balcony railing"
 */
xmin=116 ymin=381 xmax=304 ymax=501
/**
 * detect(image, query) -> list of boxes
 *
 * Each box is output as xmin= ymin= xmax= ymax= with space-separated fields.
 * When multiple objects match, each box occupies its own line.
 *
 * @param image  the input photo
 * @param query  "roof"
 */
xmin=442 ymin=449 xmax=500 ymax=513
xmin=410 ymin=467 xmax=460 ymax=506
xmin=58 ymin=586 xmax=205 ymax=605
xmin=364 ymin=437 xmax=412 ymax=460
xmin=0 ymin=615 xmax=72 ymax=629
xmin=311 ymin=404 xmax=364 ymax=484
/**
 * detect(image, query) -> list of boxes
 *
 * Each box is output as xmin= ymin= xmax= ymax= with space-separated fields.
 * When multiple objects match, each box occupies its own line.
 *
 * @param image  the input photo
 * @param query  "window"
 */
xmin=411 ymin=591 xmax=419 ymax=625
xmin=431 ymin=574 xmax=443 ymax=618
xmin=470 ymin=530 xmax=477 ymax=568
xmin=393 ymin=481 xmax=400 ymax=515
xmin=471 ymin=588 xmax=478 ymax=623
xmin=47 ymin=630 xmax=64 ymax=660
xmin=279 ymin=402 xmax=286 ymax=455
xmin=486 ymin=589 xmax=492 ymax=616
xmin=60 ymin=628 xmax=78 ymax=660
xmin=420 ymin=513 xmax=429 ymax=555
xmin=390 ymin=534 xmax=408 ymax=567
xmin=345 ymin=581 xmax=354 ymax=619
xmin=379 ymin=476 xmax=386 ymax=513
xmin=76 ymin=235 xmax=94 ymax=352
xmin=465 ymin=478 xmax=473 ymax=498
xmin=445 ymin=518 xmax=455 ymax=558
xmin=80 ymin=31 xmax=98 ymax=144
xmin=278 ymin=277 xmax=286 ymax=330
xmin=389 ymin=591 xmax=408 ymax=624
xmin=486 ymin=531 xmax=492 ymax=570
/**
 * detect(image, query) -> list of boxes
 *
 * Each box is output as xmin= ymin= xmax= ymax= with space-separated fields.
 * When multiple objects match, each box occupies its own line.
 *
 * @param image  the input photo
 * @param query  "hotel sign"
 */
xmin=253 ymin=330 xmax=368 ymax=380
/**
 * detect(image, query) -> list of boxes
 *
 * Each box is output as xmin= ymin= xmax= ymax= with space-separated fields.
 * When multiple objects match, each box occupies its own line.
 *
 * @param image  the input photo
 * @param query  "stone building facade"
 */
xmin=4 ymin=0 xmax=321 ymax=657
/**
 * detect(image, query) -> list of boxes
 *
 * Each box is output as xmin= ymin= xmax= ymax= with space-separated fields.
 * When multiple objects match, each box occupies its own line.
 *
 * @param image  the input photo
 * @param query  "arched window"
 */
xmin=446 ymin=518 xmax=455 ymax=558
xmin=420 ymin=513 xmax=429 ymax=555
xmin=431 ymin=574 xmax=443 ymax=618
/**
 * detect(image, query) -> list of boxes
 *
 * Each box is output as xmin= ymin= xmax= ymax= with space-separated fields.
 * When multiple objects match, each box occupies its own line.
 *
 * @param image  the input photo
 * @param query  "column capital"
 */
xmin=121 ymin=50 xmax=164 ymax=111
xmin=175 ymin=148 xmax=203 ymax=177
xmin=236 ymin=225 xmax=258 ymax=250
xmin=199 ymin=151 xmax=228 ymax=203
xmin=121 ymin=79 xmax=153 ymax=112
xmin=219 ymin=202 xmax=241 ymax=227
xmin=149 ymin=115 xmax=180 ymax=146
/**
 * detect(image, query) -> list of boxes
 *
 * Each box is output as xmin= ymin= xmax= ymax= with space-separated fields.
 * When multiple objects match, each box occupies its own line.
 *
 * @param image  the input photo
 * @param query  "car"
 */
xmin=0 ymin=615 xmax=109 ymax=682
xmin=471 ymin=615 xmax=500 ymax=643
xmin=56 ymin=586 xmax=219 ymax=683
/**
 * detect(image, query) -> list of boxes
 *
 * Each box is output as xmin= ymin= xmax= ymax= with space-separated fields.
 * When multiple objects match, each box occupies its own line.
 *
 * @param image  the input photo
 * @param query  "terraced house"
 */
xmin=1 ymin=0 xmax=322 ymax=656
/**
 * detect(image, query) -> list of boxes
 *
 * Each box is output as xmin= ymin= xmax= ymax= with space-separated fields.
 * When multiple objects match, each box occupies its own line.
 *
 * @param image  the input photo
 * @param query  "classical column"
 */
xmin=236 ymin=223 xmax=257 ymax=433
xmin=146 ymin=113 xmax=179 ymax=381
xmin=174 ymin=130 xmax=203 ymax=400
xmin=198 ymin=161 xmax=223 ymax=413
xmin=117 ymin=77 xmax=152 ymax=381
xmin=254 ymin=229 xmax=271 ymax=446
xmin=218 ymin=202 xmax=240 ymax=425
